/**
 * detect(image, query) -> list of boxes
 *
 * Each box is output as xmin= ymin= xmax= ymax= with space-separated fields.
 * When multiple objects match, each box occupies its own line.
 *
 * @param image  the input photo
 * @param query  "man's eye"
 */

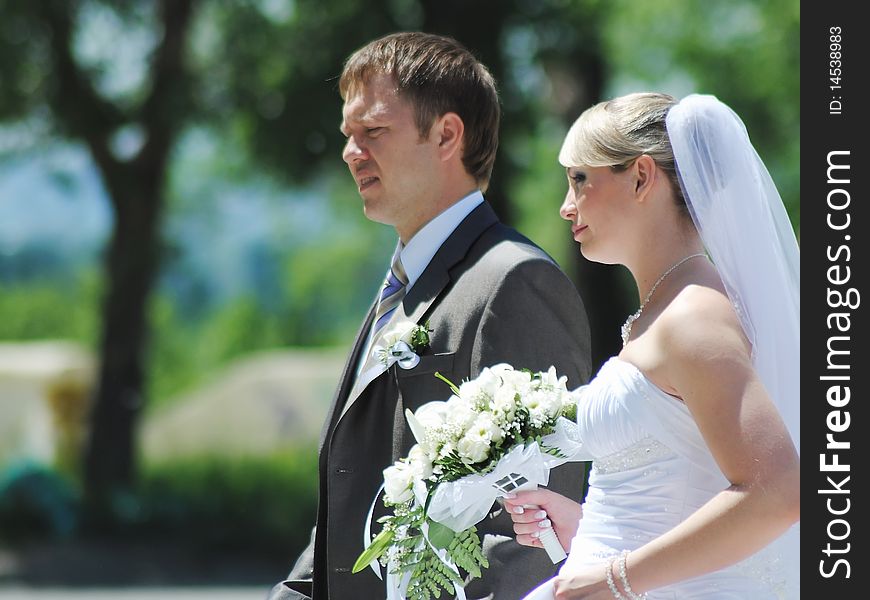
xmin=367 ymin=127 xmax=384 ymax=136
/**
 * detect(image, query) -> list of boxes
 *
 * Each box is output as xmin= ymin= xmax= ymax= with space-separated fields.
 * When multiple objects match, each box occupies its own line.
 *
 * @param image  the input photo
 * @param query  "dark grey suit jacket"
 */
xmin=269 ymin=202 xmax=592 ymax=600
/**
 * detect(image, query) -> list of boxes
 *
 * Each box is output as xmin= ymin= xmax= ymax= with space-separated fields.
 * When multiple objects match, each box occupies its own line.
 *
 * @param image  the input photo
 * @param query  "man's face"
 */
xmin=340 ymin=73 xmax=439 ymax=239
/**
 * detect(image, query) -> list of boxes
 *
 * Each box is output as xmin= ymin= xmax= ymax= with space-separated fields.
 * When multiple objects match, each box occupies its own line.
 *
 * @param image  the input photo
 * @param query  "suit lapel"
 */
xmin=336 ymin=202 xmax=500 ymax=422
xmin=402 ymin=201 xmax=499 ymax=323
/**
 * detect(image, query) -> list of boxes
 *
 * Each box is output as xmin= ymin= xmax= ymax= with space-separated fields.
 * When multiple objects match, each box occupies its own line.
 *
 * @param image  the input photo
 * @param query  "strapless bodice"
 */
xmin=560 ymin=357 xmax=796 ymax=599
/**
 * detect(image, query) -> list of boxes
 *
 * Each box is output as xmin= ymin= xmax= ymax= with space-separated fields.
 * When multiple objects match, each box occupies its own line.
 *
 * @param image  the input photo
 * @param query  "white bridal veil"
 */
xmin=666 ymin=94 xmax=800 ymax=597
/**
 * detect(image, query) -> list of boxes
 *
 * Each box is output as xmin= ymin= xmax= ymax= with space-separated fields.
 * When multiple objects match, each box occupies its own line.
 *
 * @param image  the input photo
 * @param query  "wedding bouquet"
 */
xmin=353 ymin=363 xmax=583 ymax=600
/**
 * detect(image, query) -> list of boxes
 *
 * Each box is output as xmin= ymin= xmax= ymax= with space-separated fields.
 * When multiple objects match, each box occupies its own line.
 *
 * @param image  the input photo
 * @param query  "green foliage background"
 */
xmin=0 ymin=0 xmax=800 ymax=409
xmin=0 ymin=0 xmax=799 ymax=581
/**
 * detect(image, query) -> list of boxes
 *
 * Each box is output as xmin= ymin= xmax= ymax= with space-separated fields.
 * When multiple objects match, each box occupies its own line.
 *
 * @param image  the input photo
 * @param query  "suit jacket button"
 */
xmin=335 ymin=467 xmax=353 ymax=474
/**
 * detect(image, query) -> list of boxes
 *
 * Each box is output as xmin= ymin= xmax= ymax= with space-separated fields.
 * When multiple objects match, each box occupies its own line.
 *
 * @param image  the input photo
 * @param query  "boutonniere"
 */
xmin=372 ymin=320 xmax=432 ymax=370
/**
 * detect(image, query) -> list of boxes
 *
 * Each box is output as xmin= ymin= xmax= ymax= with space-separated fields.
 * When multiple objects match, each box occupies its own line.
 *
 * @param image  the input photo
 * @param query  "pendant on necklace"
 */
xmin=621 ymin=310 xmax=642 ymax=347
xmin=619 ymin=252 xmax=707 ymax=347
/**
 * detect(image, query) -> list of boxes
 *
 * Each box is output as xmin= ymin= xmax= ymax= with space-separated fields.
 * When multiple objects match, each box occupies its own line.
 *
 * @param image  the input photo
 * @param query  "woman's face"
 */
xmin=559 ymin=164 xmax=637 ymax=263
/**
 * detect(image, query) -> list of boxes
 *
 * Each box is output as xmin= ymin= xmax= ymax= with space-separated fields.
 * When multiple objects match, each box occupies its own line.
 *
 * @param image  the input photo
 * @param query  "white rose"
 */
xmin=487 ymin=363 xmax=514 ymax=377
xmin=501 ymin=368 xmax=533 ymax=396
xmin=383 ymin=461 xmax=415 ymax=504
xmin=381 ymin=321 xmax=417 ymax=347
xmin=414 ymin=401 xmax=449 ymax=429
xmin=446 ymin=395 xmax=478 ymax=432
xmin=539 ymin=390 xmax=564 ymax=420
xmin=457 ymin=433 xmax=490 ymax=464
xmin=478 ymin=367 xmax=505 ymax=397
xmin=491 ymin=385 xmax=517 ymax=424
xmin=458 ymin=379 xmax=485 ymax=405
xmin=405 ymin=401 xmax=448 ymax=444
xmin=408 ymin=444 xmax=434 ymax=480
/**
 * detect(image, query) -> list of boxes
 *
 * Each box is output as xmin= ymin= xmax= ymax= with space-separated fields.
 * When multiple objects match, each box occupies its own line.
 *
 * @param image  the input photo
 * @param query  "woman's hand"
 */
xmin=550 ymin=562 xmax=612 ymax=600
xmin=503 ymin=488 xmax=582 ymax=552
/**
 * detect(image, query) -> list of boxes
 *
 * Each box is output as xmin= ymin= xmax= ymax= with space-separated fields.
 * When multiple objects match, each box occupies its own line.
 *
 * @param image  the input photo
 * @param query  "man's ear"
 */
xmin=633 ymin=155 xmax=658 ymax=201
xmin=435 ymin=112 xmax=464 ymax=162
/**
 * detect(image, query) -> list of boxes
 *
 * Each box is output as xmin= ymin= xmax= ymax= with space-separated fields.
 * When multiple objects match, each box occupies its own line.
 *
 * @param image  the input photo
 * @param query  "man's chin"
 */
xmin=361 ymin=202 xmax=392 ymax=226
xmin=359 ymin=185 xmax=381 ymax=206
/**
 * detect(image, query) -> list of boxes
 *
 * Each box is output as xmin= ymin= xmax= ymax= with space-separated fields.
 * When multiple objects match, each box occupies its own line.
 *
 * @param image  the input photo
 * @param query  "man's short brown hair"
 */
xmin=340 ymin=32 xmax=500 ymax=190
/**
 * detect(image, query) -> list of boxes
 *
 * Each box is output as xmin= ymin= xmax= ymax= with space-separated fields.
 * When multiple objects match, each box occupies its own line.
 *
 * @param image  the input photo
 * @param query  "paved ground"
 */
xmin=0 ymin=587 xmax=268 ymax=599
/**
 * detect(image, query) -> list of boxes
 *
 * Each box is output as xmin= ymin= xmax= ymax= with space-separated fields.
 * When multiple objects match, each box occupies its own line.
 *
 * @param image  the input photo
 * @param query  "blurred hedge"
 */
xmin=136 ymin=450 xmax=319 ymax=556
xmin=0 ymin=462 xmax=79 ymax=544
xmin=0 ymin=448 xmax=319 ymax=560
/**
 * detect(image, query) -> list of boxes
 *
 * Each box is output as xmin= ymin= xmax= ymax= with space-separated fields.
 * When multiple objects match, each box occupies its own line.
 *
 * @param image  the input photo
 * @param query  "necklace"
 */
xmin=621 ymin=252 xmax=707 ymax=347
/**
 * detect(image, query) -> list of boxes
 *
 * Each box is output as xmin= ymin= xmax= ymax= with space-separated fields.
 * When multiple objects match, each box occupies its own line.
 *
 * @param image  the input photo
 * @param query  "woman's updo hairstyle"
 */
xmin=559 ymin=92 xmax=688 ymax=214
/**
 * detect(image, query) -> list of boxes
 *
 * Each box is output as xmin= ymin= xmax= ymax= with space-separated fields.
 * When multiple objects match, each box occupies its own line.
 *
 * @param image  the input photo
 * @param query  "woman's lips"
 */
xmin=571 ymin=224 xmax=587 ymax=238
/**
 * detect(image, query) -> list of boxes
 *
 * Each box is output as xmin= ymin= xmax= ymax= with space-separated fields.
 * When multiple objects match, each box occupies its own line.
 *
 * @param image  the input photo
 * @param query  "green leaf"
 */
xmin=411 ymin=323 xmax=431 ymax=350
xmin=426 ymin=520 xmax=455 ymax=550
xmin=352 ymin=528 xmax=395 ymax=574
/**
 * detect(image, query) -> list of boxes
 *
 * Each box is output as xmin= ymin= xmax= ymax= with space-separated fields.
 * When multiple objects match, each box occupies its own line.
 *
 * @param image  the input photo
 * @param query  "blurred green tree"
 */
xmin=2 ymin=0 xmax=198 ymax=520
xmin=0 ymin=0 xmax=612 ymax=517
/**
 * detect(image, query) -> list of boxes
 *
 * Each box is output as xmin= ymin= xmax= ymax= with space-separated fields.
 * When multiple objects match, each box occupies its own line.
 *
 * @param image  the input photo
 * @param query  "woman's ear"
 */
xmin=633 ymin=154 xmax=658 ymax=201
xmin=435 ymin=112 xmax=464 ymax=162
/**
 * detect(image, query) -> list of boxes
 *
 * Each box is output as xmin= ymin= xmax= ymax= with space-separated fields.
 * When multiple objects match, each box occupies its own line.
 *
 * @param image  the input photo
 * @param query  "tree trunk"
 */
xmin=83 ymin=169 xmax=165 ymax=518
xmin=73 ymin=0 xmax=196 ymax=521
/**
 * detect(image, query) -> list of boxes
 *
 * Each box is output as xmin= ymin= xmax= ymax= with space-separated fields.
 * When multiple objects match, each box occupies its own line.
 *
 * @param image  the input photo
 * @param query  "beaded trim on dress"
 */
xmin=593 ymin=436 xmax=676 ymax=475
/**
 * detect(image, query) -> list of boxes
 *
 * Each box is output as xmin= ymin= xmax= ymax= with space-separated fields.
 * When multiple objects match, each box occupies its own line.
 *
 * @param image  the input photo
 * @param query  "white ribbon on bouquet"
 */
xmin=428 ymin=417 xmax=586 ymax=530
xmin=363 ymin=480 xmax=468 ymax=600
xmin=427 ymin=417 xmax=588 ymax=562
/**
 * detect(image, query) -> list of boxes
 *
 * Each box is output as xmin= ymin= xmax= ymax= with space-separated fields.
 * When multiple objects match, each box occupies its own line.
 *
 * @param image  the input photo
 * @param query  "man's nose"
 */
xmin=342 ymin=136 xmax=368 ymax=164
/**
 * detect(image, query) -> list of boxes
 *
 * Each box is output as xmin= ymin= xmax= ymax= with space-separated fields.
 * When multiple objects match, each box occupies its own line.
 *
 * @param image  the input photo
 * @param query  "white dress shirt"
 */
xmin=355 ymin=190 xmax=485 ymax=377
xmin=398 ymin=189 xmax=484 ymax=292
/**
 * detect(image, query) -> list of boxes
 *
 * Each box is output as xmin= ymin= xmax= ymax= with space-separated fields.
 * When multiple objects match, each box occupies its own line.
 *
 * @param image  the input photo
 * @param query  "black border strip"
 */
xmin=802 ymin=2 xmax=866 ymax=595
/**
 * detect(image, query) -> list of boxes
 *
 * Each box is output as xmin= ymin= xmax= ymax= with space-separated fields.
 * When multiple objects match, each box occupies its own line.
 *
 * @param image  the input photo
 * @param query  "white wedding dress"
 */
xmin=524 ymin=357 xmax=798 ymax=599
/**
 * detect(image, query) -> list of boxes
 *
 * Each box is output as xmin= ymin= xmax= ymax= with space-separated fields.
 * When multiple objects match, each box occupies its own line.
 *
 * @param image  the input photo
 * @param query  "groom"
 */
xmin=269 ymin=32 xmax=592 ymax=600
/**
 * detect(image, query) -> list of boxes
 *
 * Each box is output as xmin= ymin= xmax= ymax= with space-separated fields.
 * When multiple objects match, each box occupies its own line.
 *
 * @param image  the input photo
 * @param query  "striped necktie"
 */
xmin=371 ymin=254 xmax=408 ymax=340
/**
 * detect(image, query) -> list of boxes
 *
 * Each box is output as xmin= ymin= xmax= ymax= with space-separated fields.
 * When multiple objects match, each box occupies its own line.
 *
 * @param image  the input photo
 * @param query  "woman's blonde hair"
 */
xmin=559 ymin=92 xmax=687 ymax=211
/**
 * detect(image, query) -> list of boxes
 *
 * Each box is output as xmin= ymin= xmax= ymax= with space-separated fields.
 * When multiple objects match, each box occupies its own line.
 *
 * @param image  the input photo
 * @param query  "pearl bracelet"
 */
xmin=605 ymin=556 xmax=626 ymax=600
xmin=617 ymin=550 xmax=648 ymax=600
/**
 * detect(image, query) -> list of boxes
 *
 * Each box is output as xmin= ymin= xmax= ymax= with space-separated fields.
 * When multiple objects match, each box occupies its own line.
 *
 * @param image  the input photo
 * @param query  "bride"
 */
xmin=504 ymin=93 xmax=800 ymax=599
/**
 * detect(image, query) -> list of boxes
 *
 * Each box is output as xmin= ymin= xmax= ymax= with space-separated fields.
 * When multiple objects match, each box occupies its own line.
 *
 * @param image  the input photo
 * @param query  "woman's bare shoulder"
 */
xmin=656 ymin=283 xmax=752 ymax=366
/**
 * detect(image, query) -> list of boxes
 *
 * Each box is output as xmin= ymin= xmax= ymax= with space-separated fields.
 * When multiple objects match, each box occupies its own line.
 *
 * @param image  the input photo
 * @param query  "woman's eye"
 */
xmin=367 ymin=127 xmax=384 ymax=136
xmin=570 ymin=172 xmax=586 ymax=184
